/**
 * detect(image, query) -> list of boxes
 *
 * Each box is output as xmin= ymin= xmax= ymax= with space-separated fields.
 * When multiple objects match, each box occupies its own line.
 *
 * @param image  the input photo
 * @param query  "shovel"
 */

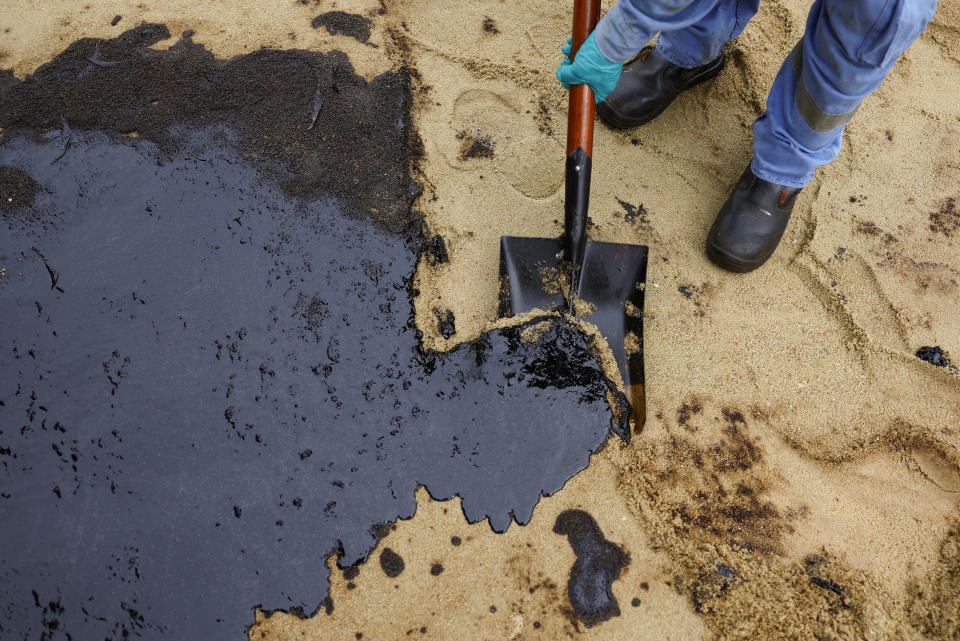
xmin=498 ymin=0 xmax=649 ymax=430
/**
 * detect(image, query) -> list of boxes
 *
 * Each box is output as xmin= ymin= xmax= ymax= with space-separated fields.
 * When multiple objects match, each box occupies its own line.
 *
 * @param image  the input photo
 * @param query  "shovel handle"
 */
xmin=566 ymin=0 xmax=602 ymax=157
xmin=563 ymin=0 xmax=601 ymax=269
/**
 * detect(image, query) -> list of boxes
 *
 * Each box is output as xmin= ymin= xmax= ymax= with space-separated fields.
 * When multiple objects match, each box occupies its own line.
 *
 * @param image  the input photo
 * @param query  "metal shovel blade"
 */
xmin=498 ymin=235 xmax=648 ymax=428
xmin=497 ymin=236 xmax=566 ymax=317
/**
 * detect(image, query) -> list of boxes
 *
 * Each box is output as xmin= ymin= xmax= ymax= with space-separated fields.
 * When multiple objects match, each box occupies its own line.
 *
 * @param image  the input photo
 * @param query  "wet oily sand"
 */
xmin=608 ymin=413 xmax=865 ymax=638
xmin=0 ymin=166 xmax=40 ymax=212
xmin=0 ymin=31 xmax=628 ymax=641
xmin=0 ymin=23 xmax=416 ymax=233
xmin=311 ymin=11 xmax=374 ymax=44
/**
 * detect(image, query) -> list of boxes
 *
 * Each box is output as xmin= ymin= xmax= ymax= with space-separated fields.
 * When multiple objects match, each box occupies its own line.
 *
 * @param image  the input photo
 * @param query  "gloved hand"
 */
xmin=556 ymin=32 xmax=623 ymax=103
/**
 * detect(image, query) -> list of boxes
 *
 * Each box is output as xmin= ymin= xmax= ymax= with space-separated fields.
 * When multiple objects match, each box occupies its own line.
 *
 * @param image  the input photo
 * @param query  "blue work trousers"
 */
xmin=609 ymin=0 xmax=937 ymax=187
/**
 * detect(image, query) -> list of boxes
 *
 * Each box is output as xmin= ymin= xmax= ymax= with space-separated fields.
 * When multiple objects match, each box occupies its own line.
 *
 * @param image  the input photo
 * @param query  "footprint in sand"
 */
xmin=447 ymin=89 xmax=563 ymax=200
xmin=788 ymin=243 xmax=960 ymax=473
xmin=934 ymin=129 xmax=960 ymax=186
xmin=822 ymin=249 xmax=910 ymax=351
xmin=926 ymin=5 xmax=960 ymax=66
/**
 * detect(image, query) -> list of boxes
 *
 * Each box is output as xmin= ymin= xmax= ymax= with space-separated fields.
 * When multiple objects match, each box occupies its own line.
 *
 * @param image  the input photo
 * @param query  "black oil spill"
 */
xmin=810 ymin=575 xmax=845 ymax=597
xmin=0 ymin=27 xmax=626 ymax=641
xmin=804 ymin=554 xmax=848 ymax=607
xmin=311 ymin=12 xmax=373 ymax=44
xmin=553 ymin=510 xmax=628 ymax=628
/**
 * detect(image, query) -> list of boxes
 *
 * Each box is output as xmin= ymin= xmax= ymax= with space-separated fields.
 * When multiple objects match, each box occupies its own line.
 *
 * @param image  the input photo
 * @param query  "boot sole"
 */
xmin=598 ymin=56 xmax=726 ymax=130
xmin=705 ymin=239 xmax=773 ymax=273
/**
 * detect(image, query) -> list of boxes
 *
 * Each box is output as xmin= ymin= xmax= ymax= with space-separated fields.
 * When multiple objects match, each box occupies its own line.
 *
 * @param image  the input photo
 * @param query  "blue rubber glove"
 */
xmin=556 ymin=32 xmax=623 ymax=103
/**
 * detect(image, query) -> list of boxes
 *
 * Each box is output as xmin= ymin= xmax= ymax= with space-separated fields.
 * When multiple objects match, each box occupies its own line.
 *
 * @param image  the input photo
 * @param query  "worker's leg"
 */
xmin=656 ymin=0 xmax=761 ymax=69
xmin=752 ymin=0 xmax=938 ymax=187
xmin=598 ymin=0 xmax=760 ymax=128
xmin=707 ymin=0 xmax=937 ymax=272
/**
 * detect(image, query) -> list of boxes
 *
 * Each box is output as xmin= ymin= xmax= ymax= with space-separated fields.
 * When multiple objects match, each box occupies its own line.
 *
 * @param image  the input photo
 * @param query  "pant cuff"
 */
xmin=749 ymin=158 xmax=812 ymax=189
xmin=654 ymin=38 xmax=713 ymax=70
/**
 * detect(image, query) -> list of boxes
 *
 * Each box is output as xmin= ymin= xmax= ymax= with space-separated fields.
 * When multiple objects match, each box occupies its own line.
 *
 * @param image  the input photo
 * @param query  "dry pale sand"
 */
xmin=5 ymin=0 xmax=960 ymax=639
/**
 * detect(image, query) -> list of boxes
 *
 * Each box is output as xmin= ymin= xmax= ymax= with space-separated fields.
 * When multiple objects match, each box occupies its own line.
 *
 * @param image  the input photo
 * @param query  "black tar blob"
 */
xmin=553 ymin=510 xmax=628 ymax=628
xmin=380 ymin=548 xmax=405 ymax=578
xmin=916 ymin=345 xmax=950 ymax=368
xmin=435 ymin=308 xmax=456 ymax=339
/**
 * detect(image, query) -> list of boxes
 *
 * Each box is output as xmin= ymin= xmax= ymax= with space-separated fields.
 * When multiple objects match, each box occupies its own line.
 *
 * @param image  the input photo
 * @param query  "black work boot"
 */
xmin=706 ymin=165 xmax=803 ymax=273
xmin=597 ymin=46 xmax=725 ymax=129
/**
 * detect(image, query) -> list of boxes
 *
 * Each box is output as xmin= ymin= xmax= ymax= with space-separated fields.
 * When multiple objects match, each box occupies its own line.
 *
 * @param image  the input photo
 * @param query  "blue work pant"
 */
xmin=654 ymin=0 xmax=937 ymax=187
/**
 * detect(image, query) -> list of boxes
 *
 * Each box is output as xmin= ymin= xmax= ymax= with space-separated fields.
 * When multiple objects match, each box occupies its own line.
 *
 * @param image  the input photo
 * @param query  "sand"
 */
xmin=4 ymin=0 xmax=960 ymax=639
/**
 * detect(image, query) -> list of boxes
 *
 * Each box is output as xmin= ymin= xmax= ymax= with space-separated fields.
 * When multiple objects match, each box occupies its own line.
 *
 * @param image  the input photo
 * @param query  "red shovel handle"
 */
xmin=566 ymin=0 xmax=602 ymax=157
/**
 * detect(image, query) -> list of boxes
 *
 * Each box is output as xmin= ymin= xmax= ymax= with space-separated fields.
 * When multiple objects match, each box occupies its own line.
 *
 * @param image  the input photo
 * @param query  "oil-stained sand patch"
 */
xmin=0 ymin=0 xmax=393 ymax=82
xmin=610 ymin=397 xmax=960 ymax=639
xmin=625 ymin=404 xmax=800 ymax=557
xmin=929 ymin=197 xmax=959 ymax=237
xmin=457 ymin=130 xmax=495 ymax=161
